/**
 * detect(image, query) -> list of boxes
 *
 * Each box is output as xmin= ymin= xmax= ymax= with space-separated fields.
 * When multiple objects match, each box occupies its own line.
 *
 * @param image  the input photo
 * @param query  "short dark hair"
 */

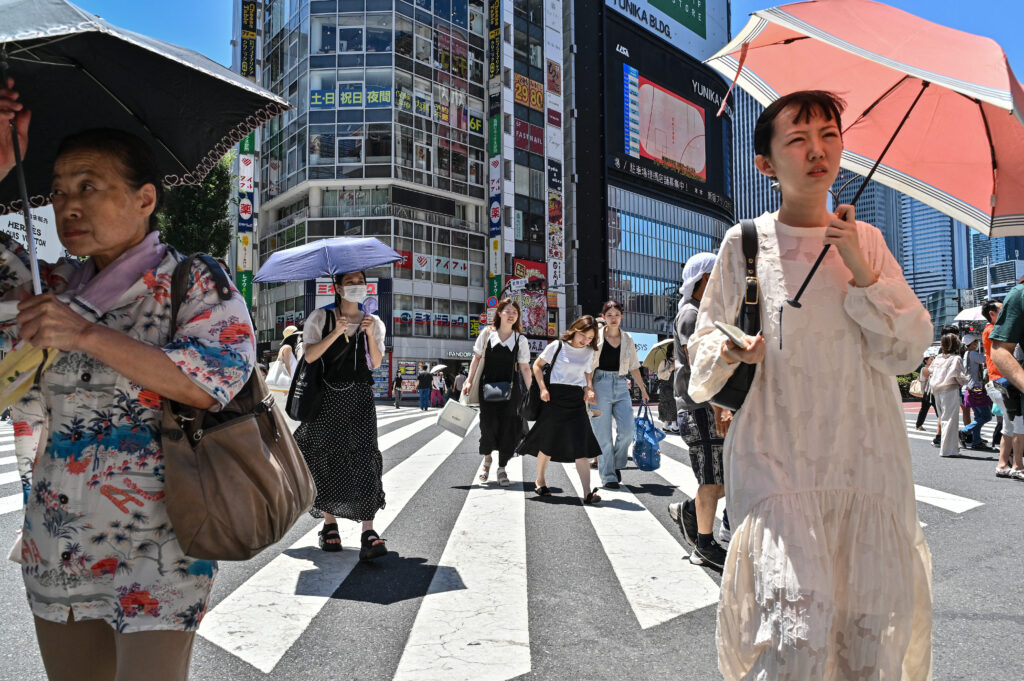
xmin=753 ymin=90 xmax=846 ymax=157
xmin=982 ymin=299 xmax=1002 ymax=322
xmin=601 ymin=300 xmax=623 ymax=315
xmin=56 ymin=128 xmax=164 ymax=232
xmin=940 ymin=333 xmax=961 ymax=356
xmin=561 ymin=315 xmax=600 ymax=349
xmin=940 ymin=324 xmax=960 ymax=337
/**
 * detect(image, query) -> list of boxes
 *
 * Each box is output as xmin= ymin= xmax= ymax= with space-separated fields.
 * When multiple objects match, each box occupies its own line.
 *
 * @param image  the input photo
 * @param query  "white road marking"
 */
xmin=0 ymin=493 xmax=21 ymax=515
xmin=394 ymin=458 xmax=529 ymax=681
xmin=913 ymin=485 xmax=984 ymax=513
xmin=0 ymin=455 xmax=15 ymax=467
xmin=0 ymin=469 xmax=19 ymax=485
xmin=198 ymin=429 xmax=464 ymax=674
xmin=561 ymin=464 xmax=720 ymax=629
xmin=377 ymin=416 xmax=441 ymax=451
xmin=652 ymin=445 xmax=724 ymax=520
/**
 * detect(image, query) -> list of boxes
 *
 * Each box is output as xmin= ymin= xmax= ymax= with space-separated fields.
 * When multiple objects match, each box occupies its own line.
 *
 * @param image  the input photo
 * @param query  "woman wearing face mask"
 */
xmin=294 ymin=271 xmax=389 ymax=560
xmin=687 ymin=91 xmax=932 ymax=679
xmin=517 ymin=315 xmax=604 ymax=503
xmin=590 ymin=300 xmax=649 ymax=489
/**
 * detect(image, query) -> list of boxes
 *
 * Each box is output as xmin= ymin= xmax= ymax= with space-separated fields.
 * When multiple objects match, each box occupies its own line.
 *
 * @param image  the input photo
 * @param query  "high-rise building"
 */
xmin=239 ymin=0 xmax=498 ymax=396
xmin=832 ymin=169 xmax=902 ymax=264
xmin=567 ymin=0 xmax=733 ymax=338
xmin=731 ymin=89 xmax=778 ymax=220
xmin=970 ymin=231 xmax=1024 ymax=270
xmin=899 ymin=195 xmax=972 ymax=325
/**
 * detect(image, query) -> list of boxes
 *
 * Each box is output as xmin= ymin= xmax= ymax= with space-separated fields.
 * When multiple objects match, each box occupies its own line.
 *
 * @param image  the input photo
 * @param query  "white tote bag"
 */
xmin=437 ymin=397 xmax=478 ymax=437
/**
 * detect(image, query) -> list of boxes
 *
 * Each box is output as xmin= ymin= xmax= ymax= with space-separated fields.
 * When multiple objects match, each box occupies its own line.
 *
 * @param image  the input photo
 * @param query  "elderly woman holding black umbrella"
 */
xmin=0 ymin=84 xmax=256 ymax=681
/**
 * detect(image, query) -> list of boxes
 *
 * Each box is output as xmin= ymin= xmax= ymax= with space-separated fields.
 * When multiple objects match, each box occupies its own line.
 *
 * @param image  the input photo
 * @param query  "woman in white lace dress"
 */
xmin=687 ymin=91 xmax=933 ymax=680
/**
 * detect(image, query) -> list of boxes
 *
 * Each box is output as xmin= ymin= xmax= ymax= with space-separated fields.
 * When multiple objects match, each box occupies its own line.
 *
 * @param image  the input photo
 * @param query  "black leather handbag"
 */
xmin=481 ymin=333 xmax=519 ymax=402
xmin=522 ymin=341 xmax=562 ymax=420
xmin=710 ymin=220 xmax=761 ymax=411
xmin=286 ymin=310 xmax=337 ymax=421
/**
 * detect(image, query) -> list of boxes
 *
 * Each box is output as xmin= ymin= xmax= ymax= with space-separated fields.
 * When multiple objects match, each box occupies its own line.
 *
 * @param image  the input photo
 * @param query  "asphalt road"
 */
xmin=0 ymin=403 xmax=1019 ymax=681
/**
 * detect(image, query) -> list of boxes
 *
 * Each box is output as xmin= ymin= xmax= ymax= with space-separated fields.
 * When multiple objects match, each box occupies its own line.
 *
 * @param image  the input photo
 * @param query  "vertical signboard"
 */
xmin=240 ymin=0 xmax=258 ymax=78
xmin=488 ymin=0 xmax=501 ymax=80
xmin=237 ymin=1 xmax=259 ymax=306
xmin=544 ymin=14 xmax=565 ymax=291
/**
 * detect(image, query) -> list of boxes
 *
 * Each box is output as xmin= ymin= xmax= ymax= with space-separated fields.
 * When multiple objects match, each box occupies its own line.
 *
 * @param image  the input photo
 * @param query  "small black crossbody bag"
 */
xmin=481 ymin=332 xmax=520 ymax=402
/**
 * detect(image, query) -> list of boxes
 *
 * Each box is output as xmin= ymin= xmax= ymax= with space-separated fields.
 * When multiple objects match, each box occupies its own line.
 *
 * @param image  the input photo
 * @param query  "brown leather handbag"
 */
xmin=161 ymin=254 xmax=316 ymax=560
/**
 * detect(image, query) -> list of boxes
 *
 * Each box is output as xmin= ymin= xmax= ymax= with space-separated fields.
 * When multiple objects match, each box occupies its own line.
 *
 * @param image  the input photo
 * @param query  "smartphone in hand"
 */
xmin=713 ymin=321 xmax=750 ymax=347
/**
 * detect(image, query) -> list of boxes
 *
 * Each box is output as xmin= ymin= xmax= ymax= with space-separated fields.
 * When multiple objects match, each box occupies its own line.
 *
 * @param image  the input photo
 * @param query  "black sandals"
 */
xmin=535 ymin=485 xmax=553 ymax=497
xmin=359 ymin=529 xmax=388 ymax=561
xmin=584 ymin=488 xmax=602 ymax=505
xmin=318 ymin=522 xmax=342 ymax=552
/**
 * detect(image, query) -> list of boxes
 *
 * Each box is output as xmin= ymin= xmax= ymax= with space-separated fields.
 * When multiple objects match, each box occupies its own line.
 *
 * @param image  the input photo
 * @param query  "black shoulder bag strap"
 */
xmin=738 ymin=220 xmax=761 ymax=337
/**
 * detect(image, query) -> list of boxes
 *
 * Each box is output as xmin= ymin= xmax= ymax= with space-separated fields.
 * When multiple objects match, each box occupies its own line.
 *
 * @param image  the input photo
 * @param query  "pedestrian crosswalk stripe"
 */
xmin=393 ymin=457 xmax=530 ymax=681
xmin=0 ymin=443 xmax=13 ymax=453
xmin=197 ymin=429 xmax=465 ymax=674
xmin=913 ymin=485 xmax=984 ymax=513
xmin=0 ymin=455 xmax=14 ymax=467
xmin=0 ymin=469 xmax=19 ymax=485
xmin=652 ymin=443 xmax=724 ymax=521
xmin=378 ymin=416 xmax=444 ymax=451
xmin=0 ymin=493 xmax=21 ymax=515
xmin=561 ymin=463 xmax=720 ymax=629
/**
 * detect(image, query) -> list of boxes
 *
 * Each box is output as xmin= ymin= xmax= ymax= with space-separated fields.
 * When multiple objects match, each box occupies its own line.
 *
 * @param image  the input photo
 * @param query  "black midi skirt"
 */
xmin=516 ymin=383 xmax=602 ymax=463
xmin=294 ymin=382 xmax=386 ymax=521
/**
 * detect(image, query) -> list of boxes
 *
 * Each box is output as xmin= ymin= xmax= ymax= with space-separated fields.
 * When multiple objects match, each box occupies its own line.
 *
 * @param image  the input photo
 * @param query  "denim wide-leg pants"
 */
xmin=592 ymin=369 xmax=635 ymax=483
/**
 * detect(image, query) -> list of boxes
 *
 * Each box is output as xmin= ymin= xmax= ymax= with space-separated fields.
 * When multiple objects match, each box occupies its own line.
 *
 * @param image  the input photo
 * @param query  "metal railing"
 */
xmin=266 ymin=203 xmax=481 ymax=235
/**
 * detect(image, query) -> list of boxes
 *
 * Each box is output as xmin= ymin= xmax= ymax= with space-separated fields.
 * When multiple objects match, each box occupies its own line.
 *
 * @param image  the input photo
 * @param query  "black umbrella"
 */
xmin=0 ymin=0 xmax=289 ymax=289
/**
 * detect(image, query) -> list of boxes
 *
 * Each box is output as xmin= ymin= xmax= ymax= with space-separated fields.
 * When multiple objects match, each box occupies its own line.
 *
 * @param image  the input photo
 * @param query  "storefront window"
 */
xmin=366 ymin=13 xmax=393 ymax=52
xmin=395 ymin=70 xmax=414 ymax=112
xmin=470 ymin=263 xmax=484 ymax=288
xmin=339 ymin=16 xmax=363 ymax=52
xmin=414 ymin=296 xmax=432 ymax=336
xmin=309 ymin=132 xmax=337 ymax=164
xmin=415 ymin=24 xmax=432 ymax=62
xmin=433 ymin=299 xmax=450 ymax=338
xmin=311 ymin=16 xmax=337 ymax=54
xmin=395 ymin=16 xmax=414 ymax=57
xmin=451 ymin=246 xmax=468 ymax=286
xmin=365 ymin=67 xmax=393 ymax=108
xmin=366 ymin=130 xmax=392 ymax=164
xmin=338 ymin=137 xmax=364 ymax=164
xmin=309 ymin=69 xmax=338 ymax=109
xmin=414 ymin=242 xmax=431 ymax=280
xmin=394 ymin=294 xmax=412 ymax=336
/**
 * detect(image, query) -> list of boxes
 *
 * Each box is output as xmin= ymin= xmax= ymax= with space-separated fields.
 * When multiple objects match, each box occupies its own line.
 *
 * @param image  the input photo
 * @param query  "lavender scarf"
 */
xmin=65 ymin=231 xmax=167 ymax=314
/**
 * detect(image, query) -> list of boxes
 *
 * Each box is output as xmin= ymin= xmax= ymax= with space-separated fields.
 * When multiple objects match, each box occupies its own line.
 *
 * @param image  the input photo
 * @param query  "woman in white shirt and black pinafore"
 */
xmin=517 ymin=315 xmax=604 ymax=504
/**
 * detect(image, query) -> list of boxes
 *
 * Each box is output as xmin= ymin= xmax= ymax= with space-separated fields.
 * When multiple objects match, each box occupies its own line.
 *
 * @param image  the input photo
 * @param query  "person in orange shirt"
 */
xmin=982 ymin=300 xmax=1024 ymax=478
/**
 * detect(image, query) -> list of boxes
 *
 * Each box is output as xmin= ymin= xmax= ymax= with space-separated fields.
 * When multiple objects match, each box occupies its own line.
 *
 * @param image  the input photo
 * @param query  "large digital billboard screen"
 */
xmin=604 ymin=0 xmax=729 ymax=61
xmin=605 ymin=14 xmax=733 ymax=220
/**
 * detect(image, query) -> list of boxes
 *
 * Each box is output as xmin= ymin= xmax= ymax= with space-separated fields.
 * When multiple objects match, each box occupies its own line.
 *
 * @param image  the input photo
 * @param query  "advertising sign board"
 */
xmin=604 ymin=0 xmax=729 ymax=61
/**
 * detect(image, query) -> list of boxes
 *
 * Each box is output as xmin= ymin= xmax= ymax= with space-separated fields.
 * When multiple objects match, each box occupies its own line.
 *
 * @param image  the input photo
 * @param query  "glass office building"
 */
xmin=900 ymin=195 xmax=972 ymax=317
xmin=731 ymin=90 xmax=779 ymax=221
xmin=243 ymin=0 xmax=494 ymax=391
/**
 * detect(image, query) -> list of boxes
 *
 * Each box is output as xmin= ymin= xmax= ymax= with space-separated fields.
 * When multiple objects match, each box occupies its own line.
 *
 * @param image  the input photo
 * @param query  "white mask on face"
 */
xmin=341 ymin=284 xmax=368 ymax=303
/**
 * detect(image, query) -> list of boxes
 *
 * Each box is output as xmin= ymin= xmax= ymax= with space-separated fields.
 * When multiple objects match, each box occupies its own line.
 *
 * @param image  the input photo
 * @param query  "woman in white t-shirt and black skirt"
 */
xmin=462 ymin=299 xmax=533 ymax=486
xmin=517 ymin=315 xmax=604 ymax=504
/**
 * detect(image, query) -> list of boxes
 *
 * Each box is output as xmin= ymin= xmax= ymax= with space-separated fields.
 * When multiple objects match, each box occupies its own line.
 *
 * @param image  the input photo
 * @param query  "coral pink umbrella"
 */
xmin=706 ymin=0 xmax=1024 ymax=305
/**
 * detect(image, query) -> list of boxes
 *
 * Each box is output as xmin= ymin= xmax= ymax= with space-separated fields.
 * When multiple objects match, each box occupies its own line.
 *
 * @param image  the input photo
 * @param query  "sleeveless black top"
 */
xmin=319 ymin=309 xmax=374 ymax=385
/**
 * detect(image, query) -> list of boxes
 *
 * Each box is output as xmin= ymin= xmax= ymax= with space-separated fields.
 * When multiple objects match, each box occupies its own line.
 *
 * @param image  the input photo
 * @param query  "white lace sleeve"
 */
xmin=687 ymin=225 xmax=745 ymax=404
xmin=843 ymin=224 xmax=933 ymax=375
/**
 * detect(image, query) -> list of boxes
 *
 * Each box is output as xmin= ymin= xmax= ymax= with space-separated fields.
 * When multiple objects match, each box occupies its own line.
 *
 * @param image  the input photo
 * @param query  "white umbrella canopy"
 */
xmin=429 ymin=364 xmax=448 ymax=374
xmin=954 ymin=306 xmax=985 ymax=322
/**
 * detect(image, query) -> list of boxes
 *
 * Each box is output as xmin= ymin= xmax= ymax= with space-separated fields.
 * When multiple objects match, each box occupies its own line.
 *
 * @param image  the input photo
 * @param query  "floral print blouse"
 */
xmin=0 ymin=236 xmax=255 ymax=632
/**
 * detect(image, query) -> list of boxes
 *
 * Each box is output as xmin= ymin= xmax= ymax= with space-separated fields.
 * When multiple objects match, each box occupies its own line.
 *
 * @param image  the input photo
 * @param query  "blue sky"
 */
xmin=74 ymin=0 xmax=1024 ymax=78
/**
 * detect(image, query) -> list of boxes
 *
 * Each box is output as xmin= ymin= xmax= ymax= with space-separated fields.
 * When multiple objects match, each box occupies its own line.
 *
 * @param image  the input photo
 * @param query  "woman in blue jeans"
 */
xmin=591 ymin=301 xmax=650 ymax=488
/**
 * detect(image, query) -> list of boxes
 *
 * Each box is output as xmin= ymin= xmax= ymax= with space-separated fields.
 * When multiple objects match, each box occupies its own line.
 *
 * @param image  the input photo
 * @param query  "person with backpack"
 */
xmin=517 ymin=315 xmax=604 ymax=503
xmin=667 ymin=251 xmax=730 ymax=568
xmin=686 ymin=91 xmax=932 ymax=679
xmin=294 ymin=270 xmax=388 ymax=561
xmin=0 ymin=122 xmax=255 ymax=680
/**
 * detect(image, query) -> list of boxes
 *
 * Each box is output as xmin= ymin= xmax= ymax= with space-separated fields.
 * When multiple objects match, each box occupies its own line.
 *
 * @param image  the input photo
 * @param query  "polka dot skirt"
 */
xmin=294 ymin=381 xmax=386 ymax=521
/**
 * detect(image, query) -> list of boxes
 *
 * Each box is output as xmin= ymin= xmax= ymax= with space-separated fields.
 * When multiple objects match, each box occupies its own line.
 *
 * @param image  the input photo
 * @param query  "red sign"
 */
xmin=396 ymin=250 xmax=412 ymax=270
xmin=514 ymin=119 xmax=543 ymax=154
xmin=547 ymin=108 xmax=562 ymax=128
xmin=528 ymin=124 xmax=544 ymax=155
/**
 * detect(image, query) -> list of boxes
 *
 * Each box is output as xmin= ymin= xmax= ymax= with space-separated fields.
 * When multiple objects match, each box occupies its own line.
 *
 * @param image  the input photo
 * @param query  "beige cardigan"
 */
xmin=590 ymin=327 xmax=641 ymax=375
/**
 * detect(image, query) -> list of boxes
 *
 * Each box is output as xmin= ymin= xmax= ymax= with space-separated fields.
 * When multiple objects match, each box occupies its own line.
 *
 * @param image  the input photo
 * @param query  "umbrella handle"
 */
xmin=785 ymin=80 xmax=930 ymax=309
xmin=0 ymin=55 xmax=43 ymax=295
